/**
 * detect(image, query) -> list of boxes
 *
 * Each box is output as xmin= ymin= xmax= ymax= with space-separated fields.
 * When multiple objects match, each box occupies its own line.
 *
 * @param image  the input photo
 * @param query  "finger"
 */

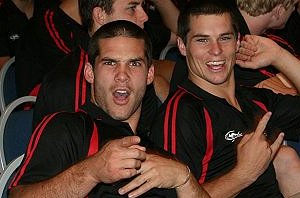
xmin=118 ymin=173 xmax=149 ymax=195
xmin=120 ymin=136 xmax=141 ymax=147
xmin=121 ymin=148 xmax=146 ymax=161
xmin=237 ymin=133 xmax=252 ymax=147
xmin=240 ymin=41 xmax=257 ymax=52
xmin=238 ymin=46 xmax=255 ymax=57
xmin=253 ymin=112 xmax=272 ymax=137
xmin=129 ymin=144 xmax=146 ymax=152
xmin=270 ymin=132 xmax=285 ymax=159
xmin=118 ymin=168 xmax=139 ymax=180
xmin=120 ymin=158 xmax=143 ymax=170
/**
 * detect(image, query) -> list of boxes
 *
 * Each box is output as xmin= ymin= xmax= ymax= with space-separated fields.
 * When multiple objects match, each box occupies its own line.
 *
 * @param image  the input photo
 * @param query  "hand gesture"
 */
xmin=87 ymin=136 xmax=146 ymax=184
xmin=236 ymin=35 xmax=282 ymax=69
xmin=118 ymin=154 xmax=188 ymax=197
xmin=235 ymin=112 xmax=284 ymax=183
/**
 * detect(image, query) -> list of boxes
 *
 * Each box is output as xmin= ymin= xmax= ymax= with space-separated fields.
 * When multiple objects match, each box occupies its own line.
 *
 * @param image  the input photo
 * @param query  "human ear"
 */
xmin=92 ymin=7 xmax=107 ymax=27
xmin=84 ymin=62 xmax=95 ymax=83
xmin=177 ymin=37 xmax=187 ymax=56
xmin=146 ymin=65 xmax=155 ymax=85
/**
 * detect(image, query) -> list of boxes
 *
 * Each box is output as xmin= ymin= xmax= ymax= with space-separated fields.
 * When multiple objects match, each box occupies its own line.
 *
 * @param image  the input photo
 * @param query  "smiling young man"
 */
xmin=151 ymin=0 xmax=300 ymax=197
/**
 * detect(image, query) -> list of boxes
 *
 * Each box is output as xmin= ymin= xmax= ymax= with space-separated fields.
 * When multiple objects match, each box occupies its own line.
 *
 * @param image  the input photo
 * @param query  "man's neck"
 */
xmin=239 ymin=9 xmax=271 ymax=35
xmin=190 ymin=74 xmax=242 ymax=111
xmin=59 ymin=0 xmax=82 ymax=25
xmin=12 ymin=0 xmax=34 ymax=19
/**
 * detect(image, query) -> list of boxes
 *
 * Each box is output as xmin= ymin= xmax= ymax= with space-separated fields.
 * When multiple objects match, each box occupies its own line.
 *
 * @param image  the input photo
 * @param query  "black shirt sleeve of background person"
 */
xmin=15 ymin=18 xmax=42 ymax=96
xmin=247 ymin=88 xmax=300 ymax=141
xmin=32 ymin=48 xmax=90 ymax=129
xmin=0 ymin=0 xmax=28 ymax=57
xmin=15 ymin=7 xmax=89 ymax=97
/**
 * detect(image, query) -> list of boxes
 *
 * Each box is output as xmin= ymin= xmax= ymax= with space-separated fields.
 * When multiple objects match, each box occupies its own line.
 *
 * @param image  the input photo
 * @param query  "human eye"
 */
xmin=129 ymin=60 xmax=142 ymax=67
xmin=196 ymin=37 xmax=209 ymax=44
xmin=220 ymin=35 xmax=233 ymax=42
xmin=103 ymin=60 xmax=116 ymax=66
xmin=128 ymin=4 xmax=137 ymax=13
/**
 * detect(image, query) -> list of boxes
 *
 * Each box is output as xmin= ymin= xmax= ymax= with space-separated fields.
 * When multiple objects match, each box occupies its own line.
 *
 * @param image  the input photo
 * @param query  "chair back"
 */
xmin=0 ymin=154 xmax=24 ymax=198
xmin=0 ymin=57 xmax=17 ymax=114
xmin=0 ymin=96 xmax=36 ymax=172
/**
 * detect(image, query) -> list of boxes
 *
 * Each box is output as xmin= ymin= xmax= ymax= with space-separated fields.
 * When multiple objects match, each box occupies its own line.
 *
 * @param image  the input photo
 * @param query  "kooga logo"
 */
xmin=225 ymin=130 xmax=243 ymax=142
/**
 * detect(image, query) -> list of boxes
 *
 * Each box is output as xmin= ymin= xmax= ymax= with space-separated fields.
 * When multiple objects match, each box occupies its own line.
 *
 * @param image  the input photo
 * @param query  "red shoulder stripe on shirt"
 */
xmin=75 ymin=49 xmax=87 ymax=111
xmin=88 ymin=122 xmax=99 ymax=156
xmin=163 ymin=89 xmax=184 ymax=151
xmin=44 ymin=10 xmax=71 ymax=54
xmin=252 ymin=100 xmax=268 ymax=112
xmin=10 ymin=113 xmax=60 ymax=187
xmin=198 ymin=107 xmax=214 ymax=184
xmin=171 ymin=90 xmax=186 ymax=154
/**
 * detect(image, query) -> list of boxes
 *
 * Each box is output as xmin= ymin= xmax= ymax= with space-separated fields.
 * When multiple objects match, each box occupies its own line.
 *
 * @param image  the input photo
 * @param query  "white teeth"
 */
xmin=116 ymin=90 xmax=127 ymax=94
xmin=206 ymin=60 xmax=225 ymax=66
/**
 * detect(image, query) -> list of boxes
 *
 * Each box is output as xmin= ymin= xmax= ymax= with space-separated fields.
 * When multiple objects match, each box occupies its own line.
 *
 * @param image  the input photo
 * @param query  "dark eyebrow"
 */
xmin=191 ymin=32 xmax=235 ymax=39
xmin=128 ymin=57 xmax=145 ymax=63
xmin=101 ymin=57 xmax=117 ymax=62
xmin=128 ymin=0 xmax=141 ymax=6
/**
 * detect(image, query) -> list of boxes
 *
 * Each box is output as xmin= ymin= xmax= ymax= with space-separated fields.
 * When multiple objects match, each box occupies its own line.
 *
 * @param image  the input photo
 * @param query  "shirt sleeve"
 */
xmin=13 ymin=112 xmax=90 ymax=185
xmin=257 ymin=88 xmax=300 ymax=141
xmin=151 ymin=97 xmax=207 ymax=180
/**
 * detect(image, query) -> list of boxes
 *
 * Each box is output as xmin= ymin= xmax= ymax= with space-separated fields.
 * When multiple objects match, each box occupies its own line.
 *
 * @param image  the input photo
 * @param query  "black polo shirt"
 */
xmin=11 ymin=100 xmax=176 ymax=197
xmin=151 ymin=79 xmax=300 ymax=198
xmin=15 ymin=6 xmax=89 ymax=96
xmin=0 ymin=0 xmax=28 ymax=57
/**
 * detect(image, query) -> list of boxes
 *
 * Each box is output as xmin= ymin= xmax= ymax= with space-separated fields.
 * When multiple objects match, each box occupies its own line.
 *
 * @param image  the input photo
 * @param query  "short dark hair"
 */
xmin=79 ymin=0 xmax=114 ymax=31
xmin=177 ymin=0 xmax=239 ymax=44
xmin=88 ymin=20 xmax=153 ymax=67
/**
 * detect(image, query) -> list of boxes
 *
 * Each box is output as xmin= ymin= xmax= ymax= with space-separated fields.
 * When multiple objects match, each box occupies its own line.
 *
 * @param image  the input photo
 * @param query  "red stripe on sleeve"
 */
xmin=171 ymin=90 xmax=186 ymax=154
xmin=44 ymin=10 xmax=71 ymax=54
xmin=75 ymin=50 xmax=86 ymax=111
xmin=199 ymin=108 xmax=214 ymax=184
xmin=10 ymin=113 xmax=60 ymax=187
xmin=163 ymin=89 xmax=182 ymax=151
xmin=252 ymin=100 xmax=268 ymax=112
xmin=87 ymin=122 xmax=99 ymax=156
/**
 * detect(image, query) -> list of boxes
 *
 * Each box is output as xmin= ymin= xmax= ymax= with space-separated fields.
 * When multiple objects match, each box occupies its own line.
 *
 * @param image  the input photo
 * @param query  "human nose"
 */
xmin=115 ymin=65 xmax=129 ymax=83
xmin=209 ymin=41 xmax=222 ymax=55
xmin=138 ymin=7 xmax=149 ymax=25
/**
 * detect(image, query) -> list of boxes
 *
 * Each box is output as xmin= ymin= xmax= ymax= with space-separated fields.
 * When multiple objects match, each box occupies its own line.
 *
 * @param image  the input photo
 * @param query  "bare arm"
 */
xmin=9 ymin=136 xmax=146 ymax=198
xmin=119 ymin=154 xmax=210 ymax=198
xmin=202 ymin=112 xmax=284 ymax=197
xmin=236 ymin=34 xmax=300 ymax=92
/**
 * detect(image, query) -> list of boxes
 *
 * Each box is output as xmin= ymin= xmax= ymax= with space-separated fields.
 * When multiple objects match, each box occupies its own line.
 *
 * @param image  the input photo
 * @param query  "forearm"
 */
xmin=176 ymin=175 xmax=210 ymax=198
xmin=9 ymin=159 xmax=98 ymax=198
xmin=202 ymin=168 xmax=254 ymax=198
xmin=150 ymin=0 xmax=179 ymax=33
xmin=272 ymin=47 xmax=300 ymax=92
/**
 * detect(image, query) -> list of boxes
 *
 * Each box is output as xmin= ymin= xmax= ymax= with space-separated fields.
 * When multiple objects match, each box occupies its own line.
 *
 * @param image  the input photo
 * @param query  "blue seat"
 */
xmin=0 ymin=57 xmax=17 ymax=114
xmin=0 ymin=96 xmax=36 ymax=172
xmin=0 ymin=154 xmax=24 ymax=198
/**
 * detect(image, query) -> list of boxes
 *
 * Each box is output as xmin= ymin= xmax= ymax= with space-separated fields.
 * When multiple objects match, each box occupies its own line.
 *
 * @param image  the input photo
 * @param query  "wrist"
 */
xmin=174 ymin=165 xmax=191 ymax=189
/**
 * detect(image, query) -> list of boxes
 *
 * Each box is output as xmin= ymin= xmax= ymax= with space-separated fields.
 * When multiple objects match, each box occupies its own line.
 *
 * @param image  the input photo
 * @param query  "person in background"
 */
xmin=0 ymin=0 xmax=33 ymax=69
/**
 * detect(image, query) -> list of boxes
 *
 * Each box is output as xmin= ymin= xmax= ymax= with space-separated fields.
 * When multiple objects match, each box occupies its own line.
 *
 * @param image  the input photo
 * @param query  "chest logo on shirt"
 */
xmin=225 ymin=130 xmax=243 ymax=142
xmin=9 ymin=34 xmax=20 ymax=41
